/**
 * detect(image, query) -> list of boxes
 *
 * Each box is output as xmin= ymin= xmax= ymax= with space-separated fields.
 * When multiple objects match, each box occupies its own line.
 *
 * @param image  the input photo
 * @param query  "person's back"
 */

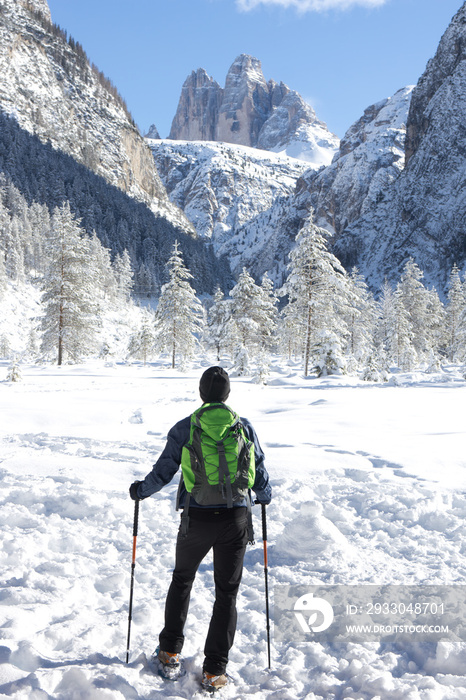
xmin=129 ymin=366 xmax=272 ymax=692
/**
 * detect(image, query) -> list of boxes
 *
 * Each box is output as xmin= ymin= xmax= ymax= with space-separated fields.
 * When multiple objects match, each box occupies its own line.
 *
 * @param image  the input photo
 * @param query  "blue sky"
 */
xmin=46 ymin=0 xmax=462 ymax=140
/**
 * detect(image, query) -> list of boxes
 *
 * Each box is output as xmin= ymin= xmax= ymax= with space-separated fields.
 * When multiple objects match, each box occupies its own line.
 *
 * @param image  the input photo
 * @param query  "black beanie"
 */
xmin=199 ymin=366 xmax=230 ymax=403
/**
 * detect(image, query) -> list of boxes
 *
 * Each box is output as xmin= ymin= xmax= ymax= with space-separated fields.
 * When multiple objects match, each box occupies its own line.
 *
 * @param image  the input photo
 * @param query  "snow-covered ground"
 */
xmin=0 ymin=358 xmax=465 ymax=699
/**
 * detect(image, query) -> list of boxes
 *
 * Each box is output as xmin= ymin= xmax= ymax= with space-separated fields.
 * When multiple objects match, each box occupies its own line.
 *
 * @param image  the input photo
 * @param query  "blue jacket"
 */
xmin=136 ymin=412 xmax=272 ymax=507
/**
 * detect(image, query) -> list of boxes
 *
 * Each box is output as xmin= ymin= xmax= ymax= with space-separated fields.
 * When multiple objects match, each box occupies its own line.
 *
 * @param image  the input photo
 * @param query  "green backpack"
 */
xmin=180 ymin=403 xmax=255 ymax=507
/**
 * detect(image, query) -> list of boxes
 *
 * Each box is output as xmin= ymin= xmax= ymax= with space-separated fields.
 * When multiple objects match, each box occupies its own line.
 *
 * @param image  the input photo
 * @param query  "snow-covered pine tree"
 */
xmin=134 ymin=262 xmax=153 ymax=298
xmin=226 ymin=268 xmax=270 ymax=372
xmin=397 ymin=259 xmax=434 ymax=363
xmin=6 ymin=358 xmax=21 ymax=382
xmin=361 ymin=350 xmax=389 ymax=383
xmin=446 ymin=265 xmax=466 ymax=361
xmin=4 ymin=216 xmax=25 ymax=282
xmin=206 ymin=287 xmax=232 ymax=361
xmin=0 ymin=251 xmax=7 ymax=300
xmin=27 ymin=202 xmax=50 ymax=275
xmin=88 ymin=231 xmax=117 ymax=302
xmin=154 ymin=241 xmax=203 ymax=369
xmin=311 ymin=329 xmax=346 ymax=377
xmin=279 ymin=300 xmax=302 ymax=362
xmin=280 ymin=210 xmax=347 ymax=377
xmin=26 ymin=328 xmax=40 ymax=360
xmin=40 ymin=202 xmax=100 ymax=365
xmin=127 ymin=309 xmax=157 ymax=365
xmin=0 ymin=333 xmax=11 ymax=359
xmin=376 ymin=279 xmax=396 ymax=358
xmin=391 ymin=285 xmax=416 ymax=370
xmin=344 ymin=267 xmax=377 ymax=367
xmin=113 ymin=249 xmax=134 ymax=302
xmin=229 ymin=269 xmax=262 ymax=356
xmin=424 ymin=286 xmax=445 ymax=361
xmin=258 ymin=272 xmax=278 ymax=354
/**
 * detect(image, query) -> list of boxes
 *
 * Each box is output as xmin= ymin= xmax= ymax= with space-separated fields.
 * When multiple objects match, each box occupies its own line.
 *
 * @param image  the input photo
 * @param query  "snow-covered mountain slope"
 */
xmin=212 ymin=85 xmax=414 ymax=286
xmin=305 ymin=86 xmax=414 ymax=236
xmin=333 ymin=3 xmax=466 ymax=293
xmin=0 ymin=0 xmax=190 ymax=231
xmin=147 ymin=139 xmax=309 ymax=269
xmin=167 ymin=55 xmax=339 ymax=166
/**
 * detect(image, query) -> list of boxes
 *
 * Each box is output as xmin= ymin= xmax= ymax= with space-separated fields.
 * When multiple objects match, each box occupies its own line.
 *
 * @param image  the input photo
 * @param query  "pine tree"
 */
xmin=4 ymin=217 xmax=25 ymax=281
xmin=446 ymin=265 xmax=466 ymax=361
xmin=154 ymin=241 xmax=203 ymax=368
xmin=0 ymin=333 xmax=11 ymax=359
xmin=134 ymin=262 xmax=153 ymax=298
xmin=229 ymin=268 xmax=263 ymax=360
xmin=258 ymin=272 xmax=278 ymax=353
xmin=376 ymin=279 xmax=397 ymax=359
xmin=397 ymin=259 xmax=430 ymax=362
xmin=206 ymin=287 xmax=231 ymax=361
xmin=0 ymin=251 xmax=7 ymax=300
xmin=113 ymin=249 xmax=134 ymax=302
xmin=279 ymin=300 xmax=302 ymax=362
xmin=281 ymin=211 xmax=346 ymax=376
xmin=127 ymin=309 xmax=157 ymax=365
xmin=40 ymin=203 xmax=99 ymax=365
xmin=424 ymin=286 xmax=445 ymax=361
xmin=6 ymin=358 xmax=21 ymax=382
xmin=344 ymin=267 xmax=377 ymax=367
xmin=391 ymin=285 xmax=416 ymax=370
xmin=311 ymin=329 xmax=347 ymax=377
xmin=88 ymin=231 xmax=117 ymax=301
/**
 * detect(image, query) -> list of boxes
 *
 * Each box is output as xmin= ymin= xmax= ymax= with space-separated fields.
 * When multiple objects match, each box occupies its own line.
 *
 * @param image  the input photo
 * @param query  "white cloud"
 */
xmin=236 ymin=0 xmax=388 ymax=12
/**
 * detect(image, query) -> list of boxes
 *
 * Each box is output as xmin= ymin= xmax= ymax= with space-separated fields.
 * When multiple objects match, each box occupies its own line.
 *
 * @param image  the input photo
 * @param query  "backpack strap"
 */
xmin=217 ymin=440 xmax=233 ymax=508
xmin=175 ymin=474 xmax=183 ymax=511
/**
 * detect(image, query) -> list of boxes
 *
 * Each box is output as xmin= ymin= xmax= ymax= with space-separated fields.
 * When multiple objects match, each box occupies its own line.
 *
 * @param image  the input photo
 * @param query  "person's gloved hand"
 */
xmin=129 ymin=481 xmax=142 ymax=501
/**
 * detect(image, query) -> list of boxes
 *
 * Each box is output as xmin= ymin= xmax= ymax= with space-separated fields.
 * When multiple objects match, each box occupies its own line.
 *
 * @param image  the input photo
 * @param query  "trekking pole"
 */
xmin=261 ymin=504 xmax=271 ymax=669
xmin=126 ymin=497 xmax=140 ymax=663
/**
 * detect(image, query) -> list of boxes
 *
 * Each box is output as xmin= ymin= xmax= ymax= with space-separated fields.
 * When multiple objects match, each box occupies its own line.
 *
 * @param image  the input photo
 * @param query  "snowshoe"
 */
xmin=152 ymin=647 xmax=185 ymax=681
xmin=201 ymin=671 xmax=229 ymax=693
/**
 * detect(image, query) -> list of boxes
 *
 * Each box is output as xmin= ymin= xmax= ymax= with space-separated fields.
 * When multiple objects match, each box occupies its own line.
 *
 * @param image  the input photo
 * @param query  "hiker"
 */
xmin=129 ymin=366 xmax=272 ymax=692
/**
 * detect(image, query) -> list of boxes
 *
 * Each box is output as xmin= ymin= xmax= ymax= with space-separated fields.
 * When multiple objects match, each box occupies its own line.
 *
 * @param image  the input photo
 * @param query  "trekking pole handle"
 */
xmin=132 ymin=497 xmax=139 ymax=540
xmin=261 ymin=504 xmax=268 ymax=567
xmin=261 ymin=503 xmax=267 ymax=540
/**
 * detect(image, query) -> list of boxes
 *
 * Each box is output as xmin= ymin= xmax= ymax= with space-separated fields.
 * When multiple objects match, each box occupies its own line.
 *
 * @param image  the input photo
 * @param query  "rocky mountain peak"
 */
xmin=224 ymin=54 xmax=268 ymax=92
xmin=216 ymin=54 xmax=270 ymax=147
xmin=145 ymin=124 xmax=161 ymax=139
xmin=168 ymin=68 xmax=222 ymax=142
xmin=168 ymin=54 xmax=338 ymax=165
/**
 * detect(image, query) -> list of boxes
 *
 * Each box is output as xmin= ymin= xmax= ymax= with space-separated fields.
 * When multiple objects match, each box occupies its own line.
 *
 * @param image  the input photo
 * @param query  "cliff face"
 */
xmin=0 ymin=0 xmax=190 ymax=229
xmin=168 ymin=68 xmax=223 ymax=142
xmin=333 ymin=3 xmax=466 ymax=292
xmin=305 ymin=86 xmax=413 ymax=237
xmin=168 ymin=54 xmax=339 ymax=166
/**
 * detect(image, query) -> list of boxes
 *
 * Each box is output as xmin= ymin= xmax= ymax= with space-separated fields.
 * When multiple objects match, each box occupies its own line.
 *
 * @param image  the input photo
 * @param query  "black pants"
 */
xmin=159 ymin=507 xmax=249 ymax=675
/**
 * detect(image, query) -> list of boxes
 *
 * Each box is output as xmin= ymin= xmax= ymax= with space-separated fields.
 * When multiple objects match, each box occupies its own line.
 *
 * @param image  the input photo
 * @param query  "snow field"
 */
xmin=0 ymin=359 xmax=465 ymax=699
